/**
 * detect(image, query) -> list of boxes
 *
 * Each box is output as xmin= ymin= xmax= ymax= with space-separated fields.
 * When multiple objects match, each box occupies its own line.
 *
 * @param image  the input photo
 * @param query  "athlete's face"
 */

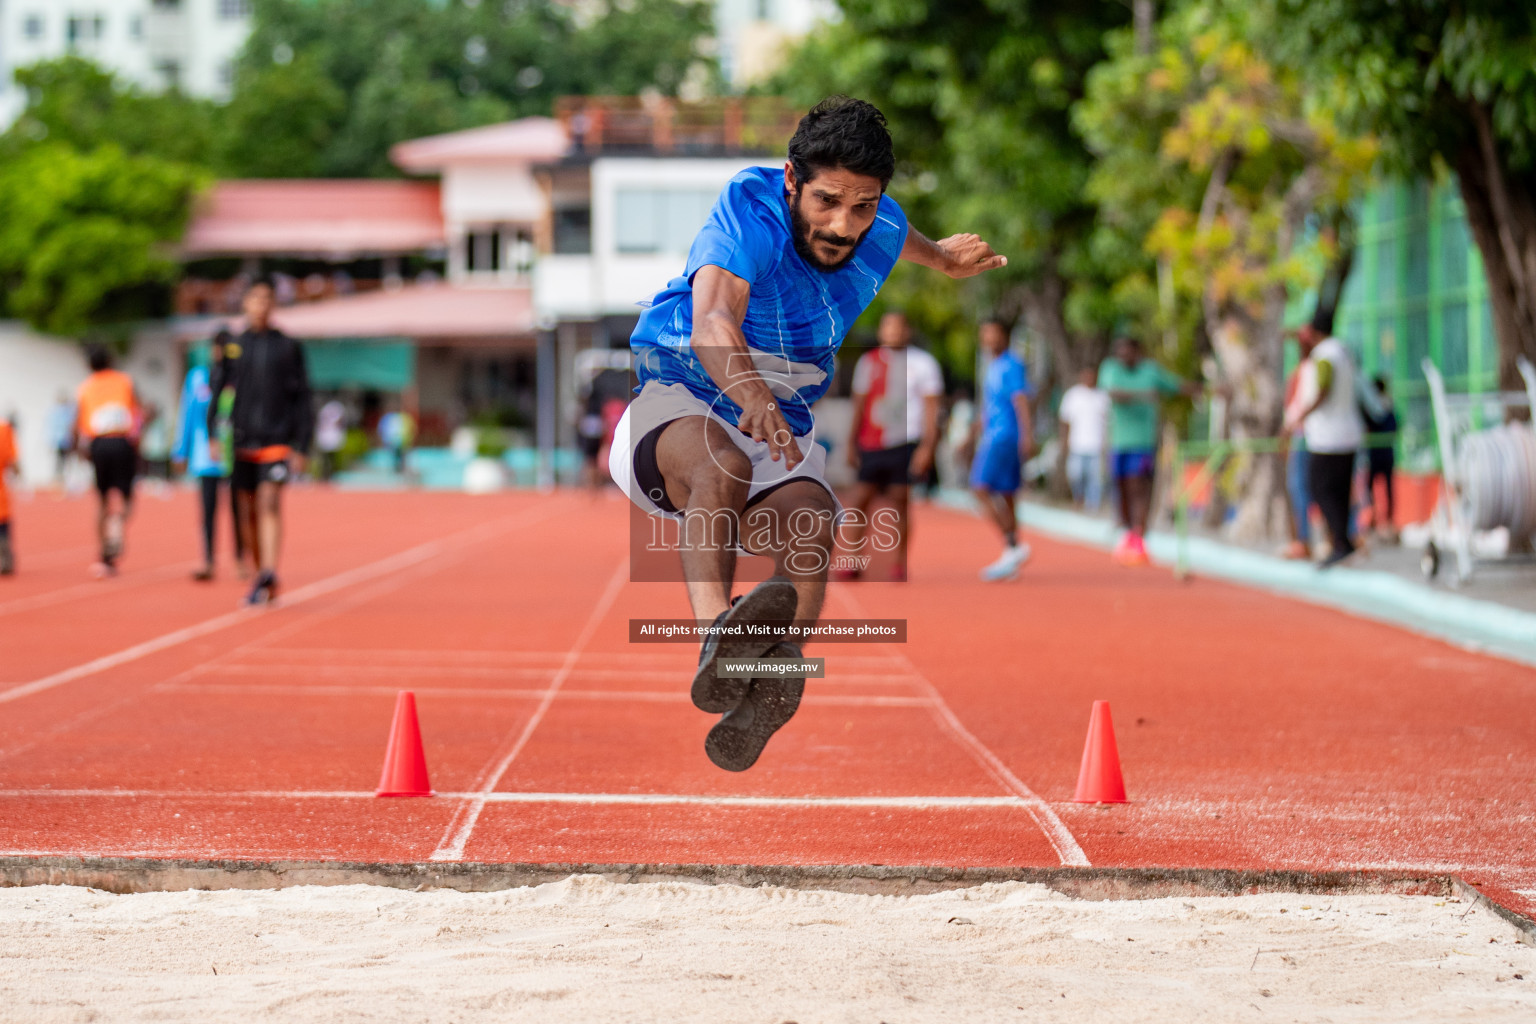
xmin=244 ymin=284 xmax=274 ymax=330
xmin=785 ymin=163 xmax=883 ymax=272
xmin=877 ymin=312 xmax=910 ymax=349
xmin=979 ymin=322 xmax=1008 ymax=357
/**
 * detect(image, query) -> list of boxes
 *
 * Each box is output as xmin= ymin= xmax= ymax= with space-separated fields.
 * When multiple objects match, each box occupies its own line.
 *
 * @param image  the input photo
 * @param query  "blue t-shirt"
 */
xmin=979 ymin=351 xmax=1030 ymax=444
xmin=631 ymin=166 xmax=909 ymax=436
xmin=171 ymin=366 xmax=223 ymax=478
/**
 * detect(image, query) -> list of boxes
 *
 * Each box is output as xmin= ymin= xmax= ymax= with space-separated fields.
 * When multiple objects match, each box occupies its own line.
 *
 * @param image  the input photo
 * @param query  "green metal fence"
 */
xmin=1335 ymin=180 xmax=1500 ymax=471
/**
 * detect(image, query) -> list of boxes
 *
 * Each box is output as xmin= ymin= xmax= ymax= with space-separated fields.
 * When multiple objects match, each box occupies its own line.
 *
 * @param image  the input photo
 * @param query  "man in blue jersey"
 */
xmin=611 ymin=97 xmax=1006 ymax=771
xmin=962 ymin=318 xmax=1034 ymax=581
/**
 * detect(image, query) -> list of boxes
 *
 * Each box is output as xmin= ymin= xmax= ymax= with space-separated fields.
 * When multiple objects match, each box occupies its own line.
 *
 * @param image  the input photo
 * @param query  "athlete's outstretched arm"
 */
xmin=901 ymin=228 xmax=1007 ymax=278
xmin=691 ymin=264 xmax=803 ymax=468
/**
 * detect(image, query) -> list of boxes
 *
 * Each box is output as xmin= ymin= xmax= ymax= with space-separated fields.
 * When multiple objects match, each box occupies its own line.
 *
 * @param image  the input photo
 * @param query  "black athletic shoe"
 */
xmin=705 ymin=641 xmax=806 ymax=772
xmin=1317 ymin=545 xmax=1356 ymax=570
xmin=690 ymin=576 xmax=798 ymax=713
xmin=245 ymin=571 xmax=278 ymax=606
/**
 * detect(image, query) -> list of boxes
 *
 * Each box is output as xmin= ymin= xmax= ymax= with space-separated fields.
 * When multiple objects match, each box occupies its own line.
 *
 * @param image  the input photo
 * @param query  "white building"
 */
xmin=0 ymin=0 xmax=252 ymax=125
xmin=714 ymin=0 xmax=835 ymax=88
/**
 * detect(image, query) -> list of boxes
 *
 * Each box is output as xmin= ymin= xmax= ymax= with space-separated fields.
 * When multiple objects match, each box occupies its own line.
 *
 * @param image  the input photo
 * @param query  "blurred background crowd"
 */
xmin=1 ymin=0 xmax=1535 ymax=572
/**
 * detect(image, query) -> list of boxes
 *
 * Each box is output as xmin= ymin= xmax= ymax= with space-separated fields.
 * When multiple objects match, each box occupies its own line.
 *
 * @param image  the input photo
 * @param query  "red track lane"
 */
xmin=0 ymin=488 xmax=1533 ymax=919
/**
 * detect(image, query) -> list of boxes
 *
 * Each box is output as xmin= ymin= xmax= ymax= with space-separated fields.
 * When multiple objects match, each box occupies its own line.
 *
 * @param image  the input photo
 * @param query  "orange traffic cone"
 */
xmin=1072 ymin=700 xmax=1127 ymax=803
xmin=376 ymin=690 xmax=433 ymax=797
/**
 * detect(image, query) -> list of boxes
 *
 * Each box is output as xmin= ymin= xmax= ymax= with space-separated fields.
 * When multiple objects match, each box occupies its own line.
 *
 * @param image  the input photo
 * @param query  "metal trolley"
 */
xmin=1420 ymin=355 xmax=1536 ymax=583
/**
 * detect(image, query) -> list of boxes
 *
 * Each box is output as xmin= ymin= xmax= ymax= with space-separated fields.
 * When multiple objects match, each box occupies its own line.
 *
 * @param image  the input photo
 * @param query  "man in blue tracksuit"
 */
xmin=173 ymin=338 xmax=245 ymax=581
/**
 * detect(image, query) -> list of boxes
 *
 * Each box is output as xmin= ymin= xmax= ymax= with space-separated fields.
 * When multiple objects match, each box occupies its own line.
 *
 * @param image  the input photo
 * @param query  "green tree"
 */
xmin=215 ymin=55 xmax=347 ymax=177
xmin=0 ymin=145 xmax=204 ymax=338
xmin=234 ymin=0 xmax=717 ymax=178
xmin=1270 ymin=1 xmax=1536 ymax=387
xmin=771 ymin=1 xmax=1130 ymax=387
xmin=0 ymin=57 xmax=216 ymax=166
xmin=1078 ymin=1 xmax=1376 ymax=539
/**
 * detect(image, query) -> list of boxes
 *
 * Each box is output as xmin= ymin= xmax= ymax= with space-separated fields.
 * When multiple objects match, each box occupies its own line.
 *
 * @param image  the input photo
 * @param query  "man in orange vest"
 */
xmin=75 ymin=347 xmax=142 ymax=577
xmin=0 ymin=414 xmax=17 ymax=575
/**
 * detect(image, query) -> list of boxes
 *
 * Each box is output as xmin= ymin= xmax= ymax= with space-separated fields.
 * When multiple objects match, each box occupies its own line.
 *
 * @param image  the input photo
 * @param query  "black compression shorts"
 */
xmin=89 ymin=436 xmax=137 ymax=498
xmin=856 ymin=442 xmax=917 ymax=489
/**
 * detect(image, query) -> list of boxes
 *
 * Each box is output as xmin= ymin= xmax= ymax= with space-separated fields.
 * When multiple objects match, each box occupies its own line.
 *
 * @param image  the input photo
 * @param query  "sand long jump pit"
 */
xmin=1 ymin=863 xmax=1534 ymax=1022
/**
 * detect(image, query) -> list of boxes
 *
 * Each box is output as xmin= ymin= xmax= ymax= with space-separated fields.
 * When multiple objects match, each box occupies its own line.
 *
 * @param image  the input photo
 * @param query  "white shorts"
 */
xmin=610 ymin=380 xmax=838 ymax=521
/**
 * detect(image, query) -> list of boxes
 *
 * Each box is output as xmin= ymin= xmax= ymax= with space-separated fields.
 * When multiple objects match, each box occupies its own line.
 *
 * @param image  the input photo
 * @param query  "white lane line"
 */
xmin=0 ymin=789 xmax=1031 ymax=810
xmin=430 ymin=558 xmax=630 ymax=863
xmin=0 ymin=561 xmax=198 ymax=618
xmin=0 ymin=512 xmax=539 ymax=707
xmin=833 ymin=588 xmax=1091 ymax=868
xmin=157 ymin=682 xmax=933 ymax=707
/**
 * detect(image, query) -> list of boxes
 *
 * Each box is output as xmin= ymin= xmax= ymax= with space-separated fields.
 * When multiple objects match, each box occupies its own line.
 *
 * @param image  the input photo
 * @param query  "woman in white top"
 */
xmin=1283 ymin=323 xmax=1363 ymax=567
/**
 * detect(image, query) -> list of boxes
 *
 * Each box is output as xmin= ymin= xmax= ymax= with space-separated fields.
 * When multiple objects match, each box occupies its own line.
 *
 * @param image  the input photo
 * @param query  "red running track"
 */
xmin=1 ymin=486 xmax=1533 ymax=916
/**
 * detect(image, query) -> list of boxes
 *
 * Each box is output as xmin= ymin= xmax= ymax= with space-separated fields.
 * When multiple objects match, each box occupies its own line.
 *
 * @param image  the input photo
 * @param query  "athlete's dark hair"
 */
xmin=246 ymin=274 xmax=275 ymax=293
xmin=980 ymin=316 xmax=1011 ymax=332
xmin=86 ymin=345 xmax=112 ymax=372
xmin=787 ymin=96 xmax=895 ymax=191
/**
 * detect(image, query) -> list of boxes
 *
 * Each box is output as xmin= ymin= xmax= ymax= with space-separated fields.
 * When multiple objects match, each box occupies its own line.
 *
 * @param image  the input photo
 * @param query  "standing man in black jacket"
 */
xmin=208 ymin=279 xmax=313 ymax=605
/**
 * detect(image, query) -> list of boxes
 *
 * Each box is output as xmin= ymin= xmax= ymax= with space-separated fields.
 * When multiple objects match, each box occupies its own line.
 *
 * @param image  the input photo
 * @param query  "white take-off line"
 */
xmin=430 ymin=558 xmax=631 ymax=862
xmin=832 ymin=587 xmax=1091 ymax=868
xmin=0 ymin=510 xmax=544 ymax=707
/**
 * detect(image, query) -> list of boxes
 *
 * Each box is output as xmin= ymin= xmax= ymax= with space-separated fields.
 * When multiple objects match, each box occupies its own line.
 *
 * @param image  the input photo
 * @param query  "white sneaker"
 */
xmin=980 ymin=543 xmax=1031 ymax=581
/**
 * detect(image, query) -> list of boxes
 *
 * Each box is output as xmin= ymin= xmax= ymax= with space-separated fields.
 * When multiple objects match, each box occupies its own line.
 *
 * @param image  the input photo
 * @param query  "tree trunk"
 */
xmin=1133 ymin=0 xmax=1156 ymax=57
xmin=999 ymin=266 xmax=1109 ymax=501
xmin=1455 ymin=115 xmax=1536 ymax=389
xmin=1207 ymin=167 xmax=1322 ymax=544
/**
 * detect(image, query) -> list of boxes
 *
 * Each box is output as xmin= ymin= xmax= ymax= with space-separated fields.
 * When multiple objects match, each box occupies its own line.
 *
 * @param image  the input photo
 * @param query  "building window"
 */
xmin=219 ymin=0 xmax=253 ymax=18
xmin=218 ymin=60 xmax=236 ymax=91
xmin=615 ymin=189 xmax=718 ymax=255
xmin=66 ymin=15 xmax=106 ymax=47
xmin=466 ymin=229 xmax=503 ymax=274
xmin=155 ymin=60 xmax=181 ymax=89
xmin=23 ymin=14 xmax=44 ymax=40
xmin=554 ymin=207 xmax=592 ymax=256
xmin=129 ymin=15 xmax=143 ymax=39
xmin=152 ymin=0 xmax=183 ymax=9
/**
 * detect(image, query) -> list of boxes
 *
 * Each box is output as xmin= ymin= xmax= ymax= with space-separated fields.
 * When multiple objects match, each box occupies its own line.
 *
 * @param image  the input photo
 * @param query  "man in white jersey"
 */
xmin=838 ymin=310 xmax=945 ymax=581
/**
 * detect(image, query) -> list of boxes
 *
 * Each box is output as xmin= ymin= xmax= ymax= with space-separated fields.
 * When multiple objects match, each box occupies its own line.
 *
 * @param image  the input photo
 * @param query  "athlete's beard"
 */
xmin=787 ymin=188 xmax=871 ymax=273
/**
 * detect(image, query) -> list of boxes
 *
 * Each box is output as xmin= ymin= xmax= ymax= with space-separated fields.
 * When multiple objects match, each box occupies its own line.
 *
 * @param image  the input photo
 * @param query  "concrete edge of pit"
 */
xmin=1 ymin=855 xmax=1530 ymax=942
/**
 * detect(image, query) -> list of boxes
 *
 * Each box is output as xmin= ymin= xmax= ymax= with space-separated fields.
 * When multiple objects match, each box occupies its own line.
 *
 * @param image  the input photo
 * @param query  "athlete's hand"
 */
xmin=910 ymin=445 xmax=934 ymax=477
xmin=290 ymin=453 xmax=308 ymax=476
xmin=846 ymin=443 xmax=861 ymax=470
xmin=208 ymin=439 xmax=221 ymax=463
xmin=937 ymin=234 xmax=1007 ymax=279
xmin=738 ymin=392 xmax=803 ymax=469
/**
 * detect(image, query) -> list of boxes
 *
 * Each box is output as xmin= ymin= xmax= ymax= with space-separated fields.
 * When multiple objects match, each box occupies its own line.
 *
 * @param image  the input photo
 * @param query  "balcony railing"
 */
xmin=553 ymin=96 xmax=800 ymax=157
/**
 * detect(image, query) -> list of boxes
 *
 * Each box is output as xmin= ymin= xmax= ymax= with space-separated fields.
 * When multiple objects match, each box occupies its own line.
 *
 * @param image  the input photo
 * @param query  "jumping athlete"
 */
xmin=208 ymin=279 xmax=313 ymax=605
xmin=75 ymin=347 xmax=142 ymax=577
xmin=611 ymin=97 xmax=1006 ymax=771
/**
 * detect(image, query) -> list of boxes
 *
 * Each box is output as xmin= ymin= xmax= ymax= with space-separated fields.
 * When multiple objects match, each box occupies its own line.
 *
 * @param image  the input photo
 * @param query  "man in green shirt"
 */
xmin=1097 ymin=337 xmax=1202 ymax=565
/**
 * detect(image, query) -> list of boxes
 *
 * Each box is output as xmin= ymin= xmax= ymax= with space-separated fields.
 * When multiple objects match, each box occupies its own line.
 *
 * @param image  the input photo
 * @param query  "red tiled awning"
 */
xmin=268 ymin=284 xmax=534 ymax=340
xmin=255 ymin=284 xmax=535 ymax=341
xmin=182 ymin=180 xmax=445 ymax=258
